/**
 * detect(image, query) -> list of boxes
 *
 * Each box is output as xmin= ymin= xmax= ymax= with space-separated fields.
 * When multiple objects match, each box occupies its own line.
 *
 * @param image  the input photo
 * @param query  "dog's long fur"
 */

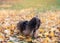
xmin=17 ymin=17 xmax=41 ymax=36
xmin=17 ymin=21 xmax=28 ymax=33
xmin=28 ymin=17 xmax=41 ymax=36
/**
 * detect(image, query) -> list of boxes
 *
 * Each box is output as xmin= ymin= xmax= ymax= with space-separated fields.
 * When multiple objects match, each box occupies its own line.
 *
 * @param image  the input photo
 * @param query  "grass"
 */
xmin=0 ymin=0 xmax=60 ymax=11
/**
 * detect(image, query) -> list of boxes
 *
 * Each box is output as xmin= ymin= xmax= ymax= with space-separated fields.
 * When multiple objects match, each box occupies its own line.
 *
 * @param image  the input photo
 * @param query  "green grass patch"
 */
xmin=0 ymin=0 xmax=60 ymax=11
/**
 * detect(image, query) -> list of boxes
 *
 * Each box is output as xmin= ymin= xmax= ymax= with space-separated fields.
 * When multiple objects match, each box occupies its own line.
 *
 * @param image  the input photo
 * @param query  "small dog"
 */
xmin=17 ymin=17 xmax=41 ymax=37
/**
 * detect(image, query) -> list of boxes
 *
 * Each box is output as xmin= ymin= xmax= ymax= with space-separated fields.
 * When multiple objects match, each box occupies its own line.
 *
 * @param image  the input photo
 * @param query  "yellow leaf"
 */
xmin=42 ymin=37 xmax=49 ymax=43
xmin=49 ymin=31 xmax=55 ymax=37
xmin=0 ymin=33 xmax=5 ymax=41
xmin=7 ymin=42 xmax=13 ymax=43
xmin=17 ymin=35 xmax=25 ymax=40
xmin=26 ymin=37 xmax=32 ymax=42
xmin=39 ymin=29 xmax=45 ymax=33
xmin=38 ymin=34 xmax=42 ymax=37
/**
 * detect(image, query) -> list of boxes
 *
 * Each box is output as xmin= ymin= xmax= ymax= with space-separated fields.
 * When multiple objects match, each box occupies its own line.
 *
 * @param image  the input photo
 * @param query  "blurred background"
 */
xmin=0 ymin=0 xmax=60 ymax=11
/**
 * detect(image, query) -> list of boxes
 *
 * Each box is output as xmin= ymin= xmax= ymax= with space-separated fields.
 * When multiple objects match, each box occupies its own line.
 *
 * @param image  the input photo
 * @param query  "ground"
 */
xmin=0 ymin=8 xmax=60 ymax=43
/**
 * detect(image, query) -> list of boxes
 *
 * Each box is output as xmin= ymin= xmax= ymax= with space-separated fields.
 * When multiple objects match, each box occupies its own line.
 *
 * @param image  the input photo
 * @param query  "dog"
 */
xmin=17 ymin=17 xmax=41 ymax=37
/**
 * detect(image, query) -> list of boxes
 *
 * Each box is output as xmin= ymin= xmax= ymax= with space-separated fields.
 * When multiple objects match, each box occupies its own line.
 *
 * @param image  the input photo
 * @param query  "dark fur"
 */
xmin=28 ymin=17 xmax=41 ymax=36
xmin=17 ymin=21 xmax=28 ymax=33
xmin=17 ymin=17 xmax=41 ymax=36
xmin=28 ymin=17 xmax=41 ymax=30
